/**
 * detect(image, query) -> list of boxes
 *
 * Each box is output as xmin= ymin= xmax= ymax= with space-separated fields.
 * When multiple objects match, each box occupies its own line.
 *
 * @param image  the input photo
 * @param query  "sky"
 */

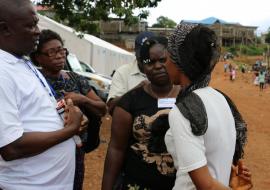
xmin=146 ymin=0 xmax=270 ymax=34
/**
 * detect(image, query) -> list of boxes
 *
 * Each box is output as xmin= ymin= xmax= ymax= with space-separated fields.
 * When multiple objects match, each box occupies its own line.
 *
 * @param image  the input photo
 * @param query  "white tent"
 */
xmin=38 ymin=14 xmax=135 ymax=76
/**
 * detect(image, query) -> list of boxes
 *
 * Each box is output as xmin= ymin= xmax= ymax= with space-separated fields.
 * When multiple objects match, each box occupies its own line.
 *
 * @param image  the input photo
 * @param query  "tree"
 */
xmin=39 ymin=0 xmax=162 ymax=34
xmin=265 ymin=29 xmax=270 ymax=44
xmin=152 ymin=16 xmax=176 ymax=28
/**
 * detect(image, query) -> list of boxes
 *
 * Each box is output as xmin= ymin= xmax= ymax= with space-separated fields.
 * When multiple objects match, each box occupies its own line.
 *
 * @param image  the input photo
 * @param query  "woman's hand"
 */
xmin=230 ymin=160 xmax=253 ymax=190
xmin=77 ymin=114 xmax=88 ymax=135
xmin=63 ymin=99 xmax=83 ymax=133
xmin=64 ymin=91 xmax=85 ymax=106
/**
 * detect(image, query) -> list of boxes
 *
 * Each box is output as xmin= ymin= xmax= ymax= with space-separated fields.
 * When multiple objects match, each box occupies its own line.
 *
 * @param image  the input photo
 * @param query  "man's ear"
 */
xmin=0 ymin=21 xmax=11 ymax=36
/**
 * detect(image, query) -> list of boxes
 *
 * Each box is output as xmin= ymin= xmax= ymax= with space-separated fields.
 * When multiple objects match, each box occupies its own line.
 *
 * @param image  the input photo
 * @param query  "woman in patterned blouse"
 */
xmin=31 ymin=29 xmax=107 ymax=190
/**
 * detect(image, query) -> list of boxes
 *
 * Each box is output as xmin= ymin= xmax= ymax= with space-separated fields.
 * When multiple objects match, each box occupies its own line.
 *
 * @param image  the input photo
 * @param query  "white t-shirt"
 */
xmin=165 ymin=87 xmax=236 ymax=190
xmin=0 ymin=49 xmax=75 ymax=190
xmin=107 ymin=60 xmax=147 ymax=101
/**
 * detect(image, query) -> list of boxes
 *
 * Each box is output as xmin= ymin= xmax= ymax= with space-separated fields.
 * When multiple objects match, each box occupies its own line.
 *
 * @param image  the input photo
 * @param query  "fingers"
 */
xmin=241 ymin=183 xmax=253 ymax=190
xmin=238 ymin=170 xmax=252 ymax=183
xmin=81 ymin=115 xmax=88 ymax=126
xmin=239 ymin=175 xmax=252 ymax=183
xmin=237 ymin=160 xmax=252 ymax=181
xmin=60 ymin=90 xmax=67 ymax=95
xmin=77 ymin=116 xmax=88 ymax=135
xmin=78 ymin=125 xmax=87 ymax=133
xmin=64 ymin=99 xmax=72 ymax=115
xmin=65 ymin=99 xmax=82 ymax=119
xmin=239 ymin=165 xmax=250 ymax=176
xmin=66 ymin=98 xmax=73 ymax=106
xmin=231 ymin=164 xmax=238 ymax=177
xmin=238 ymin=159 xmax=244 ymax=174
xmin=241 ymin=170 xmax=252 ymax=177
xmin=237 ymin=160 xmax=250 ymax=174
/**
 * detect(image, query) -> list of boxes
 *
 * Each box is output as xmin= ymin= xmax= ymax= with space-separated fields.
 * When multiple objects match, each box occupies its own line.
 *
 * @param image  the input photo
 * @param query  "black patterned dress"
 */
xmin=42 ymin=71 xmax=92 ymax=190
xmin=117 ymin=86 xmax=176 ymax=190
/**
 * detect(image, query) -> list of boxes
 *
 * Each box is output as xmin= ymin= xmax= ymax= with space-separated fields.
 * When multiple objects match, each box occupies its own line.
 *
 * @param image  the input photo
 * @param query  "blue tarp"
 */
xmin=182 ymin=17 xmax=229 ymax=25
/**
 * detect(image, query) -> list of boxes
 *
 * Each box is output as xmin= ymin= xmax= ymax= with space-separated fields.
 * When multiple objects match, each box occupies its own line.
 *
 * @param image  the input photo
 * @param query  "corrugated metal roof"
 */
xmin=182 ymin=17 xmax=229 ymax=25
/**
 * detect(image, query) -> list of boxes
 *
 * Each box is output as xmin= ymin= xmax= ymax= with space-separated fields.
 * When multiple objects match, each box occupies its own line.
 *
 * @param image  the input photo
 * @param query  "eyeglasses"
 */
xmin=39 ymin=48 xmax=68 ymax=58
xmin=143 ymin=57 xmax=167 ymax=65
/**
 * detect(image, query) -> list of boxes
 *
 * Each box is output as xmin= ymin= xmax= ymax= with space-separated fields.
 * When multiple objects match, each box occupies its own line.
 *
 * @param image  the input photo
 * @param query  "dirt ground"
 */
xmin=83 ymin=61 xmax=270 ymax=190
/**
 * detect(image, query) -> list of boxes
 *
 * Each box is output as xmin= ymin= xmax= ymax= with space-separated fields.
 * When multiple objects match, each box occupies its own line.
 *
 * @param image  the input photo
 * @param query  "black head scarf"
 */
xmin=168 ymin=23 xmax=221 ymax=97
xmin=169 ymin=23 xmax=247 ymax=163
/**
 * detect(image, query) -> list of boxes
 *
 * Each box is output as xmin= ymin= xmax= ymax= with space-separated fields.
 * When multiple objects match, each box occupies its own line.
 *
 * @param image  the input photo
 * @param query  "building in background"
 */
xmin=99 ymin=19 xmax=176 ymax=50
xmin=98 ymin=19 xmax=148 ymax=50
xmin=181 ymin=17 xmax=257 ymax=47
xmin=147 ymin=27 xmax=175 ymax=37
xmin=36 ymin=4 xmax=258 ymax=49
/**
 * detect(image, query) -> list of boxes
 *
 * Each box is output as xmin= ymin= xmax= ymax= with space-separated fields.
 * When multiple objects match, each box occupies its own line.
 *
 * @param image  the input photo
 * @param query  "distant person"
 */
xmin=229 ymin=65 xmax=236 ymax=81
xmin=164 ymin=23 xmax=252 ymax=190
xmin=224 ymin=62 xmax=228 ymax=72
xmin=107 ymin=31 xmax=155 ymax=115
xmin=0 ymin=0 xmax=84 ymax=189
xmin=30 ymin=29 xmax=107 ymax=190
xmin=228 ymin=63 xmax=233 ymax=71
xmin=231 ymin=67 xmax=236 ymax=81
xmin=253 ymin=72 xmax=259 ymax=86
xmin=258 ymin=70 xmax=266 ymax=91
xmin=241 ymin=64 xmax=246 ymax=73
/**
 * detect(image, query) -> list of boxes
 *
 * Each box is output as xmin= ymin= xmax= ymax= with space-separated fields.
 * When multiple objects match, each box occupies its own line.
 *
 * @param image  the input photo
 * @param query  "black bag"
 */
xmin=67 ymin=71 xmax=101 ymax=153
xmin=81 ymin=111 xmax=101 ymax=153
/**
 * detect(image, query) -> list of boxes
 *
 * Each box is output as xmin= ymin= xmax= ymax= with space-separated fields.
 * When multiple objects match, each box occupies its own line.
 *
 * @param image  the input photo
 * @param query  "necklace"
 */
xmin=148 ymin=84 xmax=175 ymax=99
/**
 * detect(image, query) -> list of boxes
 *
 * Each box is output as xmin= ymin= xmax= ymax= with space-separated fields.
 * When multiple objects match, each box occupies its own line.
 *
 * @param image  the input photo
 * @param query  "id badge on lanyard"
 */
xmin=56 ymin=98 xmax=66 ymax=120
xmin=23 ymin=59 xmax=83 ymax=146
xmin=158 ymin=98 xmax=176 ymax=108
xmin=56 ymin=98 xmax=83 ymax=147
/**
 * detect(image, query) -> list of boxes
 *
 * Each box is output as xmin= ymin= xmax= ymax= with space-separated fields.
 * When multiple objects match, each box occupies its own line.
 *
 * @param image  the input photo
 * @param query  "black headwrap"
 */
xmin=169 ymin=23 xmax=247 ymax=163
xmin=168 ymin=23 xmax=220 ymax=97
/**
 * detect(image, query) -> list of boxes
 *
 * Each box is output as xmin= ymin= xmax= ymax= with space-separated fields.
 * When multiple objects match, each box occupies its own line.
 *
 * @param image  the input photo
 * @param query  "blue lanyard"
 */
xmin=46 ymin=74 xmax=66 ymax=99
xmin=23 ymin=58 xmax=55 ymax=98
xmin=58 ymin=74 xmax=66 ymax=97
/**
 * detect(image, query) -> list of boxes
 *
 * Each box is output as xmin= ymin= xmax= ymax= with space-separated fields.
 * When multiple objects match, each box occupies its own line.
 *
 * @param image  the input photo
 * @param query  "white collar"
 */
xmin=0 ymin=49 xmax=22 ymax=65
xmin=130 ymin=60 xmax=146 ymax=77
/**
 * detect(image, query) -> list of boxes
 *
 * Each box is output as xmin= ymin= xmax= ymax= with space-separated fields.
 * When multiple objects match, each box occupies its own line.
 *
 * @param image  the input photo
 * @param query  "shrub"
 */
xmin=225 ymin=45 xmax=265 ymax=56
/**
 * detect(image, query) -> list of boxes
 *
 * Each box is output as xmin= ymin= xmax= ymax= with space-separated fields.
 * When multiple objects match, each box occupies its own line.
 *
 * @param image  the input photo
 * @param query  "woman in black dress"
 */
xmin=102 ymin=36 xmax=180 ymax=190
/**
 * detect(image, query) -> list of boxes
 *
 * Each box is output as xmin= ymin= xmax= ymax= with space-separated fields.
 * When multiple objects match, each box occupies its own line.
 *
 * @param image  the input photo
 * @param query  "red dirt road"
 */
xmin=83 ymin=61 xmax=270 ymax=190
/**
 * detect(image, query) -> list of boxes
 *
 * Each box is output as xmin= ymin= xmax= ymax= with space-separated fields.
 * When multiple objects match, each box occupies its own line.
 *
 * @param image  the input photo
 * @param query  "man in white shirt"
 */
xmin=0 ymin=1 xmax=83 ymax=189
xmin=107 ymin=31 xmax=154 ymax=114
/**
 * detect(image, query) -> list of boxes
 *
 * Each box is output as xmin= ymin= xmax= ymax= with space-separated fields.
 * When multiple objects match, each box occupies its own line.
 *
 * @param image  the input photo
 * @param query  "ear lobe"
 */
xmin=0 ymin=21 xmax=11 ymax=36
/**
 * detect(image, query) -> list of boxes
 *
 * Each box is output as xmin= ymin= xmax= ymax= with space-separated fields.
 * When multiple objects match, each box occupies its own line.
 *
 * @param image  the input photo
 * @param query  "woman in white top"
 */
xmin=164 ymin=23 xmax=252 ymax=190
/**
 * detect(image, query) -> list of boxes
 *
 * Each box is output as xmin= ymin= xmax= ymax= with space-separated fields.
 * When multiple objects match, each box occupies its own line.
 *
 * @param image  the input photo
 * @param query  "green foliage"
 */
xmin=39 ymin=0 xmax=162 ymax=34
xmin=256 ymin=36 xmax=261 ymax=44
xmin=152 ymin=16 xmax=177 ymax=28
xmin=225 ymin=45 xmax=265 ymax=56
xmin=241 ymin=45 xmax=265 ymax=56
xmin=265 ymin=30 xmax=270 ymax=44
xmin=226 ymin=46 xmax=237 ymax=55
